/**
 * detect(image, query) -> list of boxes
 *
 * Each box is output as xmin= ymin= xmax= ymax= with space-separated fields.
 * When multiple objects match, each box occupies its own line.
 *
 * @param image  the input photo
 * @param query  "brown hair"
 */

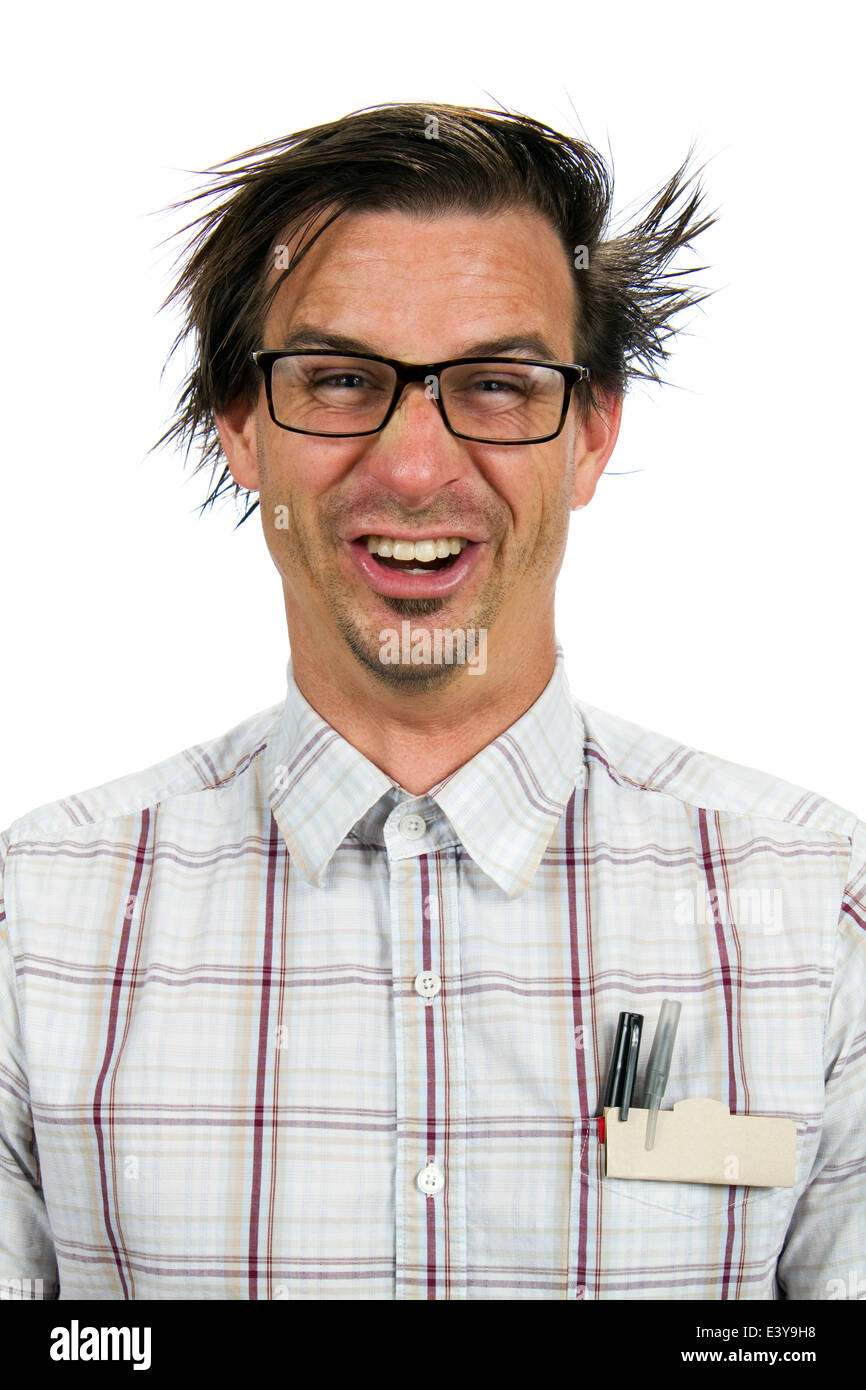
xmin=156 ymin=102 xmax=714 ymax=524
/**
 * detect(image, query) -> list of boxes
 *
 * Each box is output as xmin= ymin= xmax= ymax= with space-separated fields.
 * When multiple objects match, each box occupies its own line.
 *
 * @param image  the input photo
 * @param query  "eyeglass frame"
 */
xmin=249 ymin=349 xmax=591 ymax=445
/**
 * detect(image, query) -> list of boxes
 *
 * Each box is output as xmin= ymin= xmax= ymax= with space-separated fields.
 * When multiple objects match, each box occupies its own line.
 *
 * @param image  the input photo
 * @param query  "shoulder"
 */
xmin=1 ymin=703 xmax=283 ymax=852
xmin=575 ymin=696 xmax=860 ymax=842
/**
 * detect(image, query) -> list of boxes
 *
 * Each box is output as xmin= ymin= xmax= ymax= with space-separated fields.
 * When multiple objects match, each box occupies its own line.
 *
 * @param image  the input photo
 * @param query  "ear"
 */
xmin=571 ymin=393 xmax=623 ymax=510
xmin=214 ymin=393 xmax=261 ymax=493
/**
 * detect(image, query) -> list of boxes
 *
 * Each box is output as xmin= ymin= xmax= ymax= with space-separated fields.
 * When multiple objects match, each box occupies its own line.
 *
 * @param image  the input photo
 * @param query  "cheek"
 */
xmin=260 ymin=429 xmax=364 ymax=504
xmin=254 ymin=452 xmax=312 ymax=566
xmin=510 ymin=453 xmax=572 ymax=574
xmin=256 ymin=444 xmax=329 ymax=530
xmin=504 ymin=447 xmax=571 ymax=537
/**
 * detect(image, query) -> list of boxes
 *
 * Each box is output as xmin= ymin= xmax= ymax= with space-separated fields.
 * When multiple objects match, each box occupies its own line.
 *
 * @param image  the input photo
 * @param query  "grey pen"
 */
xmin=642 ymin=999 xmax=682 ymax=1150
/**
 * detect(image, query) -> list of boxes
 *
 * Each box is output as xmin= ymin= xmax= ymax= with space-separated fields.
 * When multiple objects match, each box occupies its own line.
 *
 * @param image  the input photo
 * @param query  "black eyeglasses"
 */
xmin=250 ymin=350 xmax=590 ymax=444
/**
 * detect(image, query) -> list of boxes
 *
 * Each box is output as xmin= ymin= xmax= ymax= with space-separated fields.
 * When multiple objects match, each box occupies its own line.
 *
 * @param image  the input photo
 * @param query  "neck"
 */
xmin=286 ymin=612 xmax=558 ymax=794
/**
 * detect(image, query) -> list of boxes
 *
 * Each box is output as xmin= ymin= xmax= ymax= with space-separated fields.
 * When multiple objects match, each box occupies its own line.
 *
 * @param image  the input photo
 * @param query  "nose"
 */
xmin=361 ymin=379 xmax=471 ymax=505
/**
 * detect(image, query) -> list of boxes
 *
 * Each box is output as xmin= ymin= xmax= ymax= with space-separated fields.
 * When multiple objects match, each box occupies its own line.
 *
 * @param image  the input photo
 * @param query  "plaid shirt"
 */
xmin=2 ymin=645 xmax=864 ymax=1300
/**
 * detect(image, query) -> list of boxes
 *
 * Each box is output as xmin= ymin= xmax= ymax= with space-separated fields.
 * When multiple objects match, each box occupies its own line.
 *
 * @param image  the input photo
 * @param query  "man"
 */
xmin=1 ymin=103 xmax=863 ymax=1301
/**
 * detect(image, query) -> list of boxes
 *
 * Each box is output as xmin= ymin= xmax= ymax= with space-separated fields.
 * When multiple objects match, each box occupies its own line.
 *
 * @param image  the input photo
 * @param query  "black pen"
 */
xmin=619 ymin=1014 xmax=643 ymax=1121
xmin=599 ymin=1012 xmax=630 ymax=1116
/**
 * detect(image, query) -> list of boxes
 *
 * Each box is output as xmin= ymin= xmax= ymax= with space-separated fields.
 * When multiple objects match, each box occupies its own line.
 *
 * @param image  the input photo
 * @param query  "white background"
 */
xmin=2 ymin=0 xmax=863 ymax=827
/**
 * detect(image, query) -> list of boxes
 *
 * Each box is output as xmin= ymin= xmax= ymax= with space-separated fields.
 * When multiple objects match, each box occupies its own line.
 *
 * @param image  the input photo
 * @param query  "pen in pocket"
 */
xmin=641 ymin=998 xmax=682 ymax=1150
xmin=599 ymin=1011 xmax=644 ymax=1119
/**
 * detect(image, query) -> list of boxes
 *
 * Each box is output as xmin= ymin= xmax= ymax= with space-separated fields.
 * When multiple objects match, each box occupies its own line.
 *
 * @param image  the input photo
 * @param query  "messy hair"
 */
xmin=156 ymin=101 xmax=715 ymax=524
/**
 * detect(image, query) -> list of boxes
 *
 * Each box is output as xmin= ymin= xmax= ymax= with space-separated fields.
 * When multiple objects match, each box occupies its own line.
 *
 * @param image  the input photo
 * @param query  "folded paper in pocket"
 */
xmin=603 ymin=1097 xmax=796 ymax=1187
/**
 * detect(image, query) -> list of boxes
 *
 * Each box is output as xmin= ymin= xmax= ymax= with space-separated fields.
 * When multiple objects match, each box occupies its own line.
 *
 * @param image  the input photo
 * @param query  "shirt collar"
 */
xmin=264 ymin=643 xmax=585 ymax=898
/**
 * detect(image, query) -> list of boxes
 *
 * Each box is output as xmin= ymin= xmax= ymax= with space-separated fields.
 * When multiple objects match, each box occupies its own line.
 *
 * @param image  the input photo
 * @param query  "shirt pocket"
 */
xmin=566 ymin=1120 xmax=796 ymax=1299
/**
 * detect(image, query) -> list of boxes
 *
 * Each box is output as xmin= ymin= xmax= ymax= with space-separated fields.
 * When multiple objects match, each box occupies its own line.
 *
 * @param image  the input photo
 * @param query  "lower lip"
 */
xmin=347 ymin=540 xmax=482 ymax=598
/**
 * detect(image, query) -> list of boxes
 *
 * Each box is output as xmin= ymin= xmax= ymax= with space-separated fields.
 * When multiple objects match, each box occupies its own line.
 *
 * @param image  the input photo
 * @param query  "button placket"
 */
xmin=414 ymin=969 xmax=442 ymax=1004
xmin=416 ymin=1161 xmax=446 ymax=1196
xmin=390 ymin=825 xmax=465 ymax=1298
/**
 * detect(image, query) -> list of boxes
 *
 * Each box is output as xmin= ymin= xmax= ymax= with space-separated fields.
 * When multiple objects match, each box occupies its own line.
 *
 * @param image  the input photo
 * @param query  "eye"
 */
xmin=470 ymin=375 xmax=527 ymax=393
xmin=311 ymin=371 xmax=375 ymax=391
xmin=450 ymin=363 xmax=538 ymax=394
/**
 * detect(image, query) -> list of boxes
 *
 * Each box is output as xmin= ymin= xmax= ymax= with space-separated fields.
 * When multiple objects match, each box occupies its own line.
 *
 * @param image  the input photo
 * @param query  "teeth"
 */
xmin=365 ymin=535 xmax=469 ymax=560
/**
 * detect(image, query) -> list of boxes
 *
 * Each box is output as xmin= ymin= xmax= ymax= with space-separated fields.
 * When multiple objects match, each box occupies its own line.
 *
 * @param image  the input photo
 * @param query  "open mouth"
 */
xmin=363 ymin=534 xmax=469 ymax=573
xmin=345 ymin=533 xmax=483 ymax=598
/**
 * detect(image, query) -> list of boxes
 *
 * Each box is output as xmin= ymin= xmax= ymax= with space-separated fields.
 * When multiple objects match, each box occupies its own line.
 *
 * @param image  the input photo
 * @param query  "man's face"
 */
xmin=224 ymin=205 xmax=610 ymax=690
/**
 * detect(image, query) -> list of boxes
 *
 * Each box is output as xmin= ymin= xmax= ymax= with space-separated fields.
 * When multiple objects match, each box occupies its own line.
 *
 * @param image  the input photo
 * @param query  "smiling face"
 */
xmin=217 ymin=204 xmax=620 ymax=693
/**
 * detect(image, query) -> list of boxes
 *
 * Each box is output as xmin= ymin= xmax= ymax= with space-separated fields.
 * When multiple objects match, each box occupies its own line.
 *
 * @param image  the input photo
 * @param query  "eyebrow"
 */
xmin=274 ymin=324 xmax=566 ymax=363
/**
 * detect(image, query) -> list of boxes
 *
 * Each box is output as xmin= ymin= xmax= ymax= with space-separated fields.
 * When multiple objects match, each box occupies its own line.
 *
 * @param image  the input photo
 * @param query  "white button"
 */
xmin=414 ymin=970 xmax=441 ymax=1002
xmin=416 ymin=1162 xmax=445 ymax=1195
xmin=399 ymin=813 xmax=426 ymax=840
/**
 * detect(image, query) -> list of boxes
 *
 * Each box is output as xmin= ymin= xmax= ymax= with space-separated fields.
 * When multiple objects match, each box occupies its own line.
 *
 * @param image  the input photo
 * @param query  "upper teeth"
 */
xmin=366 ymin=536 xmax=468 ymax=561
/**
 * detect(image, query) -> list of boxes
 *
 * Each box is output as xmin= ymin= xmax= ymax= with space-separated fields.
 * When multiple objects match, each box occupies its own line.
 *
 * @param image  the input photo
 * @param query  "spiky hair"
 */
xmin=156 ymin=102 xmax=715 ymax=524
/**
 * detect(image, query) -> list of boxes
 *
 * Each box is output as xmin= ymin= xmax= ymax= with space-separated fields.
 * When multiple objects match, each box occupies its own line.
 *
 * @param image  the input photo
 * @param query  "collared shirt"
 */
xmin=1 ymin=645 xmax=864 ymax=1301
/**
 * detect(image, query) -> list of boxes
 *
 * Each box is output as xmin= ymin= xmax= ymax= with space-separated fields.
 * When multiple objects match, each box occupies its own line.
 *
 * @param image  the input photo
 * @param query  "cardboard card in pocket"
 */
xmin=603 ymin=1097 xmax=796 ymax=1187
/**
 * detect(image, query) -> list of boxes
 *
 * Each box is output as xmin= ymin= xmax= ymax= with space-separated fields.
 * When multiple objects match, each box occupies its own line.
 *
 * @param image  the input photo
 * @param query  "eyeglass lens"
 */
xmin=268 ymin=355 xmax=567 ymax=440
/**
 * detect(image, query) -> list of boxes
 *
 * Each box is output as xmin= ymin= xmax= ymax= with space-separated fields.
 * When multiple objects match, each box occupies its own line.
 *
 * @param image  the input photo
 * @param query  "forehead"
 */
xmin=264 ymin=206 xmax=577 ymax=359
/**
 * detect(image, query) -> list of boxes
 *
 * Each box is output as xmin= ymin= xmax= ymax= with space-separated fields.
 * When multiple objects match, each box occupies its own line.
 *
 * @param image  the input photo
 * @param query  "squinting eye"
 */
xmin=312 ymin=373 xmax=370 ymax=389
xmin=466 ymin=376 xmax=528 ymax=394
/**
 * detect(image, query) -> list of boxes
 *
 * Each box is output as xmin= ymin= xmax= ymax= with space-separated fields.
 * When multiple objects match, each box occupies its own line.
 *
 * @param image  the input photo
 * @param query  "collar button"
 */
xmin=398 ymin=812 xmax=426 ymax=840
